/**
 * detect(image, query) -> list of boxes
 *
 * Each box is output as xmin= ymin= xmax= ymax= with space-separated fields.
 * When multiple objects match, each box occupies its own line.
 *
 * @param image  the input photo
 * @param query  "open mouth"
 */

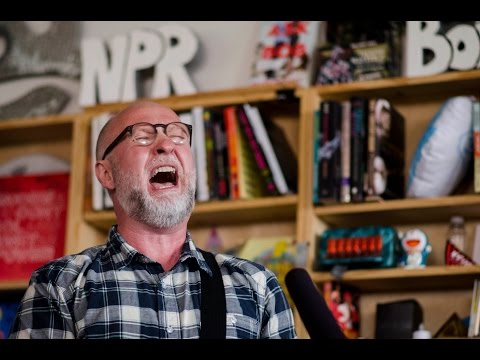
xmin=149 ymin=166 xmax=177 ymax=187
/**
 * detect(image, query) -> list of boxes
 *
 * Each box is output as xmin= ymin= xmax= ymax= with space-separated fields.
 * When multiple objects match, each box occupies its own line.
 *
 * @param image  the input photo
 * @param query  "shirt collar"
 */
xmin=103 ymin=225 xmax=213 ymax=276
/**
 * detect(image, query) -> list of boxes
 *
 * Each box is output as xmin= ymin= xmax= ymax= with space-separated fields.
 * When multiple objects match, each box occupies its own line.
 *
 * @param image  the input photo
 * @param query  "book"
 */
xmin=365 ymin=99 xmax=406 ymax=201
xmin=340 ymin=100 xmax=352 ymax=203
xmin=192 ymin=106 xmax=209 ymax=202
xmin=235 ymin=106 xmax=269 ymax=199
xmin=317 ymin=100 xmax=342 ymax=204
xmin=349 ymin=96 xmax=369 ymax=202
xmin=257 ymin=106 xmax=298 ymax=193
xmin=0 ymin=172 xmax=69 ymax=281
xmin=237 ymin=105 xmax=278 ymax=196
xmin=473 ymin=100 xmax=480 ymax=193
xmin=223 ymin=106 xmax=240 ymax=199
xmin=468 ymin=279 xmax=480 ymax=337
xmin=312 ymin=109 xmax=321 ymax=204
xmin=210 ymin=109 xmax=230 ymax=200
xmin=243 ymin=104 xmax=289 ymax=195
xmin=317 ymin=101 xmax=331 ymax=202
xmin=202 ymin=108 xmax=218 ymax=200
xmin=250 ymin=21 xmax=322 ymax=87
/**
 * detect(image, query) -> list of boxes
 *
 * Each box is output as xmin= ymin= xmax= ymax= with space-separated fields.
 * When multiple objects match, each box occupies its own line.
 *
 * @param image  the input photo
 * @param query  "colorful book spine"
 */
xmin=318 ymin=101 xmax=330 ymax=201
xmin=318 ymin=100 xmax=341 ymax=203
xmin=350 ymin=96 xmax=368 ymax=202
xmin=243 ymin=104 xmax=289 ymax=195
xmin=340 ymin=100 xmax=351 ymax=203
xmin=192 ymin=106 xmax=209 ymax=202
xmin=312 ymin=109 xmax=321 ymax=204
xmin=203 ymin=108 xmax=218 ymax=200
xmin=236 ymin=109 xmax=268 ymax=199
xmin=365 ymin=98 xmax=406 ymax=201
xmin=474 ymin=100 xmax=480 ymax=193
xmin=237 ymin=105 xmax=278 ymax=196
xmin=211 ymin=110 xmax=230 ymax=200
xmin=223 ymin=106 xmax=240 ymax=199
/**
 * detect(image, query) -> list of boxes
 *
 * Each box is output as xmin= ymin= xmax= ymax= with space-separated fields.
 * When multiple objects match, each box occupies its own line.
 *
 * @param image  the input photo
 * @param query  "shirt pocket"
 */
xmin=226 ymin=313 xmax=259 ymax=339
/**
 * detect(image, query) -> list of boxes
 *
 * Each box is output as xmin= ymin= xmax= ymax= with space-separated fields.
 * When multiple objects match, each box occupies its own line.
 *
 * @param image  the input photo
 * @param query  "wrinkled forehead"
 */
xmin=116 ymin=103 xmax=180 ymax=128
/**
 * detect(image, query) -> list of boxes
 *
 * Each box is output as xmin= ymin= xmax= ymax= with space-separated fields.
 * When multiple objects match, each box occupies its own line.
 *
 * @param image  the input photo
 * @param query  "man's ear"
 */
xmin=95 ymin=161 xmax=115 ymax=190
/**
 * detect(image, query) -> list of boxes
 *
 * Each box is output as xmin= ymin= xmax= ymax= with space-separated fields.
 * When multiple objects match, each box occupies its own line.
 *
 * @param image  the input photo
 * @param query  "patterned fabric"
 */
xmin=9 ymin=226 xmax=297 ymax=339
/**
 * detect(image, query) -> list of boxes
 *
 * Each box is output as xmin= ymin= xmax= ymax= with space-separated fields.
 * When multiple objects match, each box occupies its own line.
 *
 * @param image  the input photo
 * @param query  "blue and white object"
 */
xmin=407 ymin=96 xmax=474 ymax=198
xmin=398 ymin=229 xmax=431 ymax=268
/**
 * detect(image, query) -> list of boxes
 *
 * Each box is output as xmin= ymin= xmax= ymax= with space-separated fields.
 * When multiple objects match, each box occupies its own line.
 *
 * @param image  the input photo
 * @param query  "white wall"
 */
xmin=81 ymin=21 xmax=262 ymax=93
xmin=0 ymin=21 xmax=261 ymax=114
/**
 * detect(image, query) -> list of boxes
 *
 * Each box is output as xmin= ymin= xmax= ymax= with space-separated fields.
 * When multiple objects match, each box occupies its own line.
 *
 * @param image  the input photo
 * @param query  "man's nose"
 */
xmin=153 ymin=132 xmax=175 ymax=154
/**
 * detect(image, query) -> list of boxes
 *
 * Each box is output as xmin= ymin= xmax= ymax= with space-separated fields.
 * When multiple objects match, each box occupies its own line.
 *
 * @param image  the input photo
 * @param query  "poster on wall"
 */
xmin=0 ymin=172 xmax=69 ymax=280
xmin=0 ymin=21 xmax=81 ymax=120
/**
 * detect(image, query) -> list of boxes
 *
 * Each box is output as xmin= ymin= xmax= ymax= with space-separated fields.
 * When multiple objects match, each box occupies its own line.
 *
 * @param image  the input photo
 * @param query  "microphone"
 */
xmin=285 ymin=267 xmax=347 ymax=339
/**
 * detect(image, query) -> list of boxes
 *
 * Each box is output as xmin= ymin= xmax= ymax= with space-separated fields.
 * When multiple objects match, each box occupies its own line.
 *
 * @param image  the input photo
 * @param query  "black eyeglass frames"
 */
xmin=101 ymin=122 xmax=192 ymax=160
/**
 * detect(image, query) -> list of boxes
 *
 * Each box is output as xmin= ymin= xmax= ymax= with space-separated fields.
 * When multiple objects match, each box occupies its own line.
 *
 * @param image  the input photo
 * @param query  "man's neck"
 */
xmin=116 ymin=219 xmax=189 ymax=272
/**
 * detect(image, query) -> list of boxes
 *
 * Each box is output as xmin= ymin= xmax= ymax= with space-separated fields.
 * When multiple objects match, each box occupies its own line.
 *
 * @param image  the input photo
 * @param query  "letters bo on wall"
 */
xmin=406 ymin=21 xmax=480 ymax=77
xmin=79 ymin=24 xmax=198 ymax=107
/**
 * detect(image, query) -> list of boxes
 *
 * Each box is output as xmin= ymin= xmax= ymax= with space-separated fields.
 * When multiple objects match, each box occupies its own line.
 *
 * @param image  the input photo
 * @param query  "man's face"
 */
xmin=104 ymin=103 xmax=196 ymax=228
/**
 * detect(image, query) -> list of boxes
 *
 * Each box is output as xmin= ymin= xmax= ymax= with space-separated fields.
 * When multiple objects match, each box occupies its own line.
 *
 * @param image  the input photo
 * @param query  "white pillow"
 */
xmin=407 ymin=96 xmax=473 ymax=198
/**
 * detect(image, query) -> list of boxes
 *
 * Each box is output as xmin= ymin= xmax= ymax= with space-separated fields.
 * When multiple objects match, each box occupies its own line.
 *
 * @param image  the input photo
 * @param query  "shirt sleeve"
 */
xmin=260 ymin=270 xmax=297 ymax=339
xmin=9 ymin=272 xmax=76 ymax=339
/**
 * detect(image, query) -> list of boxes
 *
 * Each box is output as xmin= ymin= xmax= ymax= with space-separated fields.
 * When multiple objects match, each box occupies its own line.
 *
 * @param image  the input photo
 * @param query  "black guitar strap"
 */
xmin=199 ymin=250 xmax=226 ymax=339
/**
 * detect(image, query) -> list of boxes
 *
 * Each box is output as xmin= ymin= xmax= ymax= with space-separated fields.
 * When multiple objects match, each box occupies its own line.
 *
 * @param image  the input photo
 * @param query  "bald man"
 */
xmin=10 ymin=101 xmax=296 ymax=339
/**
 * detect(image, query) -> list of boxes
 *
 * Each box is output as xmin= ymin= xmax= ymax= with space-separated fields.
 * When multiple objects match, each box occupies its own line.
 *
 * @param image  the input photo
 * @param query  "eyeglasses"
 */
xmin=102 ymin=122 xmax=192 ymax=160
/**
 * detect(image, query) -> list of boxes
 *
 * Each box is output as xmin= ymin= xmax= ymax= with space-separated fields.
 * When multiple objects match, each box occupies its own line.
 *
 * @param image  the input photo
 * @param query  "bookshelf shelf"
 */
xmin=84 ymin=195 xmax=298 ymax=232
xmin=310 ymin=265 xmax=480 ymax=292
xmin=314 ymin=194 xmax=480 ymax=227
xmin=0 ymin=112 xmax=75 ymax=130
xmin=305 ymin=69 xmax=480 ymax=100
xmin=0 ymin=114 xmax=74 ymax=145
xmin=85 ymin=81 xmax=299 ymax=114
xmin=0 ymin=280 xmax=29 ymax=291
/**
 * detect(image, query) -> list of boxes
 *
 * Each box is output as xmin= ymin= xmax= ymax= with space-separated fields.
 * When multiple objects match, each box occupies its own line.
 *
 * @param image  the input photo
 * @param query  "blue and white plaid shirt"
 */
xmin=10 ymin=226 xmax=297 ymax=339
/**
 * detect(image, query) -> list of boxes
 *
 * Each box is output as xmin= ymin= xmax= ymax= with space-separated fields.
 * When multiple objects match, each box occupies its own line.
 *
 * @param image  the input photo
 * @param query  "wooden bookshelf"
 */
xmin=0 ymin=280 xmax=29 ymax=291
xmin=84 ymin=195 xmax=298 ymax=232
xmin=4 ymin=70 xmax=480 ymax=338
xmin=310 ymin=266 xmax=480 ymax=292
xmin=306 ymin=69 xmax=480 ymax=100
xmin=314 ymin=194 xmax=480 ymax=227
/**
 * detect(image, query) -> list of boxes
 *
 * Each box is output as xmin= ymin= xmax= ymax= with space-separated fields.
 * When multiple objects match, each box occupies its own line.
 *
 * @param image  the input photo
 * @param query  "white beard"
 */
xmin=111 ymin=156 xmax=196 ymax=228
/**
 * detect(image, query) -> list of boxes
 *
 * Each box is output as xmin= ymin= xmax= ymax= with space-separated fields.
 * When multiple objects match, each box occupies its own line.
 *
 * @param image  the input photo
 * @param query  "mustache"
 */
xmin=148 ymin=154 xmax=183 ymax=174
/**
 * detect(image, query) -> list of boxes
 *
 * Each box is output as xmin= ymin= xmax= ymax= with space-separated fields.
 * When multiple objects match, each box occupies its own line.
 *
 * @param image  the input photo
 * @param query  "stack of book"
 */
xmin=312 ymin=97 xmax=405 ymax=205
xmin=468 ymin=278 xmax=480 ymax=337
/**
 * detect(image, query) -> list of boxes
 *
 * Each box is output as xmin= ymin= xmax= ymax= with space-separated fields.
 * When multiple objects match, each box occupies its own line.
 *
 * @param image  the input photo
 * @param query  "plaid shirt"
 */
xmin=9 ymin=227 xmax=296 ymax=339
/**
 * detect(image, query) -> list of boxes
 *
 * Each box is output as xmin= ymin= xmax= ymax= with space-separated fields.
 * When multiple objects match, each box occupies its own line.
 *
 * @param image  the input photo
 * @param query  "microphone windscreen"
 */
xmin=285 ymin=267 xmax=346 ymax=339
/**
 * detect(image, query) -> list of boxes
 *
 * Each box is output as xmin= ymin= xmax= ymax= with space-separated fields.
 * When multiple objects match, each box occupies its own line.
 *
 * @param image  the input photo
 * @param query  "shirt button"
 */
xmin=230 ymin=315 xmax=237 ymax=325
xmin=167 ymin=326 xmax=173 ymax=333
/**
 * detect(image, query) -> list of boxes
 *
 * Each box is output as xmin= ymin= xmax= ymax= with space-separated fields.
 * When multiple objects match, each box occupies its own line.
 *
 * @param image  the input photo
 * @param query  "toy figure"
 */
xmin=398 ymin=229 xmax=431 ymax=268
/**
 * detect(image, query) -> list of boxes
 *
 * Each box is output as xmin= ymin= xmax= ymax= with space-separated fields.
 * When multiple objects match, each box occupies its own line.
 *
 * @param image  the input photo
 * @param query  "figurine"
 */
xmin=398 ymin=229 xmax=431 ymax=268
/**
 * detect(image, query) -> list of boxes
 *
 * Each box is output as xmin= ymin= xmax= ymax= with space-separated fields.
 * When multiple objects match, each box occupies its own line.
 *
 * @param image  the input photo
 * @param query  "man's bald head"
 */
xmin=95 ymin=101 xmax=180 ymax=161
